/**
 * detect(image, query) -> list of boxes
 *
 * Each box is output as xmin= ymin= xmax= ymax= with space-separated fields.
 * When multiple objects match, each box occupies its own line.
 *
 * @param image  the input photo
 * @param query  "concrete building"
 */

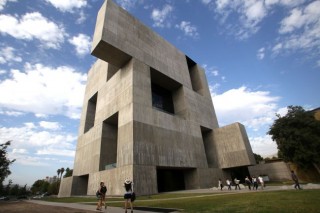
xmin=58 ymin=0 xmax=256 ymax=197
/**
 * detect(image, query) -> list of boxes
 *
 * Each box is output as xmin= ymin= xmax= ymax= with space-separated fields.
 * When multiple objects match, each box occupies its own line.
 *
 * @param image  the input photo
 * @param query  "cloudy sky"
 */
xmin=0 ymin=0 xmax=319 ymax=186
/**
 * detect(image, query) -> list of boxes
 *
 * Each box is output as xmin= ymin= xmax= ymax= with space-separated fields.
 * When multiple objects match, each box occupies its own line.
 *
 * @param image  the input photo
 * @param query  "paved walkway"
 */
xmin=27 ymin=183 xmax=320 ymax=213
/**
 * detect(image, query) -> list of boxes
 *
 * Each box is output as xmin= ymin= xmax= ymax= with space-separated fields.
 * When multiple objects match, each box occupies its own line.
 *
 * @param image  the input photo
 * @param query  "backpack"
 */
xmin=96 ymin=190 xmax=101 ymax=198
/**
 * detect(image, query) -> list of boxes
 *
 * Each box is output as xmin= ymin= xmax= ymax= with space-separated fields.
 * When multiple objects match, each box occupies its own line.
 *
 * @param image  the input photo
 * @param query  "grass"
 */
xmin=43 ymin=189 xmax=320 ymax=213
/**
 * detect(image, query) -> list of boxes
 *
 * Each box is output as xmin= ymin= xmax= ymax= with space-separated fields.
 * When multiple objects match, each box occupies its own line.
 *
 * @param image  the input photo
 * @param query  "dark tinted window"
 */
xmin=151 ymin=83 xmax=174 ymax=114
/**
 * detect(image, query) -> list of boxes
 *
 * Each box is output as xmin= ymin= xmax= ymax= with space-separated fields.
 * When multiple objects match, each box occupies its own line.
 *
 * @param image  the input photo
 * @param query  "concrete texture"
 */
xmin=249 ymin=161 xmax=292 ymax=181
xmin=59 ymin=0 xmax=256 ymax=197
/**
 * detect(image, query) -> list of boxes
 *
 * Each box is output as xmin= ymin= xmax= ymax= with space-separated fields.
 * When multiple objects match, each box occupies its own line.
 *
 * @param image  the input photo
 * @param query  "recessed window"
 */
xmin=152 ymin=83 xmax=174 ymax=114
xmin=101 ymin=112 xmax=118 ymax=171
xmin=150 ymin=68 xmax=182 ymax=115
xmin=84 ymin=93 xmax=97 ymax=133
xmin=106 ymin=63 xmax=119 ymax=81
xmin=186 ymin=55 xmax=204 ymax=95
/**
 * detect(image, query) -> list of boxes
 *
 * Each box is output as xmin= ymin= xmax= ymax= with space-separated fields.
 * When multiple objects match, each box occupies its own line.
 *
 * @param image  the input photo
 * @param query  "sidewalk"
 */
xmin=27 ymin=199 xmax=158 ymax=213
xmin=27 ymin=183 xmax=320 ymax=213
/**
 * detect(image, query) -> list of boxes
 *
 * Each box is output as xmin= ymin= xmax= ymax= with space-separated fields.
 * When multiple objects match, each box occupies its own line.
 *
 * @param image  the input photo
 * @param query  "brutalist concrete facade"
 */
xmin=58 ymin=0 xmax=255 ymax=197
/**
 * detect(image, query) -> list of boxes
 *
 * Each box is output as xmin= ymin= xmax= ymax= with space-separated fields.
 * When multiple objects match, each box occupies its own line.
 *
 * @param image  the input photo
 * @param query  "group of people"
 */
xmin=218 ymin=175 xmax=265 ymax=190
xmin=243 ymin=175 xmax=265 ymax=190
xmin=96 ymin=179 xmax=134 ymax=212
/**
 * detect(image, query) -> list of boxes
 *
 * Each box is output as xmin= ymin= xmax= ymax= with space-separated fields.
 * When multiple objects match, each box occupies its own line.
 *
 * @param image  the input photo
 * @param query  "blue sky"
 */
xmin=0 ymin=0 xmax=319 ymax=186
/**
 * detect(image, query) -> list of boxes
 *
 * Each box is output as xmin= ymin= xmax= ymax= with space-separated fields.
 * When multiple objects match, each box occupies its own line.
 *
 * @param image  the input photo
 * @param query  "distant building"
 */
xmin=58 ymin=0 xmax=256 ymax=197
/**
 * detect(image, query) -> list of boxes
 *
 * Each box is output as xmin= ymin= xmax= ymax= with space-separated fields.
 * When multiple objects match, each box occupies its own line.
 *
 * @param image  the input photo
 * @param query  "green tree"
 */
xmin=9 ymin=184 xmax=19 ymax=196
xmin=0 ymin=141 xmax=15 ymax=185
xmin=60 ymin=167 xmax=65 ymax=180
xmin=31 ymin=179 xmax=46 ymax=194
xmin=48 ymin=181 xmax=60 ymax=195
xmin=63 ymin=167 xmax=73 ymax=178
xmin=57 ymin=169 xmax=61 ymax=179
xmin=253 ymin=153 xmax=264 ymax=163
xmin=268 ymin=105 xmax=320 ymax=169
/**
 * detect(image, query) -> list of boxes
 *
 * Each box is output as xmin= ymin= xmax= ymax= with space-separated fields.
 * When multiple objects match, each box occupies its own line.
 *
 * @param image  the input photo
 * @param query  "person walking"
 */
xmin=96 ymin=181 xmax=107 ymax=211
xmin=291 ymin=170 xmax=302 ymax=190
xmin=218 ymin=178 xmax=223 ymax=190
xmin=252 ymin=176 xmax=258 ymax=190
xmin=234 ymin=178 xmax=241 ymax=190
xmin=258 ymin=175 xmax=264 ymax=190
xmin=124 ymin=179 xmax=134 ymax=213
xmin=226 ymin=179 xmax=232 ymax=190
xmin=245 ymin=176 xmax=252 ymax=190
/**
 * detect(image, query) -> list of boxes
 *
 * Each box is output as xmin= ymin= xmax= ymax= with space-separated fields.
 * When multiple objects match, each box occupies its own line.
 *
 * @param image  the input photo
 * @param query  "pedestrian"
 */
xmin=96 ymin=181 xmax=107 ymax=211
xmin=245 ymin=176 xmax=252 ymax=190
xmin=124 ymin=179 xmax=134 ymax=213
xmin=252 ymin=176 xmax=258 ymax=190
xmin=218 ymin=178 xmax=223 ymax=190
xmin=226 ymin=179 xmax=232 ymax=190
xmin=258 ymin=175 xmax=264 ymax=190
xmin=234 ymin=178 xmax=241 ymax=190
xmin=291 ymin=170 xmax=302 ymax=190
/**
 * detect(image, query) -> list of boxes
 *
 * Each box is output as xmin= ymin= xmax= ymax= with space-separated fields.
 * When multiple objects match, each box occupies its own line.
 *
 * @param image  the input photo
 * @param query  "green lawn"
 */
xmin=45 ymin=189 xmax=320 ymax=213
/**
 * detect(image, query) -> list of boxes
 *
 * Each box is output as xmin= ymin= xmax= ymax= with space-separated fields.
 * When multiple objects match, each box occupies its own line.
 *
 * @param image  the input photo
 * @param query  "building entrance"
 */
xmin=157 ymin=168 xmax=185 ymax=193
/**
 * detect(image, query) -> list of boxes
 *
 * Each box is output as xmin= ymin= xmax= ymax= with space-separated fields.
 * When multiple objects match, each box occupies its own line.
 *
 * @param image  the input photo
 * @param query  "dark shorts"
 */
xmin=124 ymin=193 xmax=132 ymax=199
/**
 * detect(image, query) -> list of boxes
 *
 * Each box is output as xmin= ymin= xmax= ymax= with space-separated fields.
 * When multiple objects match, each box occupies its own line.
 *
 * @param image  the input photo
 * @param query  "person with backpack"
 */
xmin=124 ymin=179 xmax=134 ymax=213
xmin=96 ymin=181 xmax=107 ymax=211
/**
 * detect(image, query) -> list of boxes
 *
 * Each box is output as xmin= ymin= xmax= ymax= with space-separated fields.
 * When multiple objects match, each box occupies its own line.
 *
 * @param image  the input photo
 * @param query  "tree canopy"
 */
xmin=268 ymin=106 xmax=320 ymax=169
xmin=253 ymin=153 xmax=264 ymax=163
xmin=0 ymin=141 xmax=15 ymax=185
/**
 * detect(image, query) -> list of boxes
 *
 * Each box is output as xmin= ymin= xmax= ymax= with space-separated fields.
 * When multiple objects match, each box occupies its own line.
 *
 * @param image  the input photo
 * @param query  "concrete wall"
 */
xmin=213 ymin=123 xmax=256 ymax=168
xmin=60 ymin=0 xmax=257 ymax=197
xmin=58 ymin=177 xmax=73 ymax=197
xmin=249 ymin=161 xmax=292 ymax=181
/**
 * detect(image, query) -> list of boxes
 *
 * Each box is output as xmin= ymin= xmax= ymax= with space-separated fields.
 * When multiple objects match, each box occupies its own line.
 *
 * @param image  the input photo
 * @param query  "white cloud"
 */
xmin=279 ymin=1 xmax=320 ymax=34
xmin=273 ymin=1 xmax=320 ymax=57
xmin=211 ymin=86 xmax=282 ymax=156
xmin=212 ymin=0 xmax=308 ymax=39
xmin=39 ymin=121 xmax=61 ymax=130
xmin=0 ymin=46 xmax=22 ymax=64
xmin=68 ymin=34 xmax=91 ymax=56
xmin=151 ymin=4 xmax=173 ymax=28
xmin=0 ymin=63 xmax=87 ymax=119
xmin=0 ymin=12 xmax=65 ymax=49
xmin=175 ymin=21 xmax=199 ymax=38
xmin=209 ymin=84 xmax=220 ymax=96
xmin=115 ymin=0 xmax=137 ymax=10
xmin=257 ymin=47 xmax=265 ymax=60
xmin=35 ymin=113 xmax=49 ymax=118
xmin=0 ymin=0 xmax=17 ymax=11
xmin=0 ymin=123 xmax=76 ymax=157
xmin=201 ymin=0 xmax=213 ymax=4
xmin=212 ymin=86 xmax=280 ymax=130
xmin=76 ymin=10 xmax=86 ymax=24
xmin=213 ymin=0 xmax=268 ymax=39
xmin=36 ymin=147 xmax=75 ymax=157
xmin=204 ymin=65 xmax=219 ymax=76
xmin=249 ymin=135 xmax=278 ymax=157
xmin=265 ymin=0 xmax=307 ymax=7
xmin=12 ymin=148 xmax=28 ymax=154
xmin=0 ymin=109 xmax=24 ymax=116
xmin=45 ymin=0 xmax=87 ymax=12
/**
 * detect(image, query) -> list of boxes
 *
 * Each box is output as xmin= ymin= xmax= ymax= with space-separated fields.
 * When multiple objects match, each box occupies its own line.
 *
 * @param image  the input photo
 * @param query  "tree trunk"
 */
xmin=313 ymin=162 xmax=320 ymax=175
